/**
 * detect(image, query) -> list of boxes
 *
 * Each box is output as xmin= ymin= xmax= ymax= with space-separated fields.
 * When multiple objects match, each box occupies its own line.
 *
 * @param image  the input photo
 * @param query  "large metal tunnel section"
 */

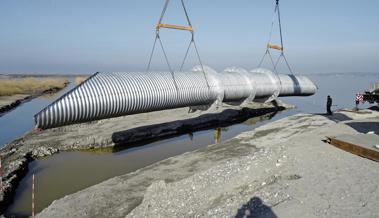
xmin=34 ymin=67 xmax=317 ymax=129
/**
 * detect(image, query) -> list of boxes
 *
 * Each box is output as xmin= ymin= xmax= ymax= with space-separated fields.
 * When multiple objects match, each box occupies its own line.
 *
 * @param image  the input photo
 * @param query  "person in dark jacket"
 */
xmin=326 ymin=95 xmax=332 ymax=115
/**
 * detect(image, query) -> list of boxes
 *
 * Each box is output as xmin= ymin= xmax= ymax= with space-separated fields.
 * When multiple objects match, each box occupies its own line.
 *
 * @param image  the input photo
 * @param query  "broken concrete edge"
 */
xmin=0 ymin=102 xmax=289 ymax=215
xmin=0 ymin=146 xmax=62 ymax=214
xmin=0 ymin=152 xmax=32 ymax=214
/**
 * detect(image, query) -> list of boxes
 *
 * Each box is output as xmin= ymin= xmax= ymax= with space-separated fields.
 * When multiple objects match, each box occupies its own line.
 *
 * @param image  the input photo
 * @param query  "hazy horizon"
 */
xmin=1 ymin=0 xmax=378 ymax=75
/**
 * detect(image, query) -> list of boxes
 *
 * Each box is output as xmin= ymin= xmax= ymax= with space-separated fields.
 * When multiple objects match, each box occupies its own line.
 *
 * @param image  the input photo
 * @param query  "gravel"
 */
xmin=37 ymin=109 xmax=379 ymax=218
xmin=0 ymin=102 xmax=286 ymax=215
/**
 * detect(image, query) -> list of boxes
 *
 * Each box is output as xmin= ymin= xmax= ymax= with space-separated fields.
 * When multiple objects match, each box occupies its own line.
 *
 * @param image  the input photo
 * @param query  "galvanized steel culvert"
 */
xmin=34 ymin=67 xmax=317 ymax=129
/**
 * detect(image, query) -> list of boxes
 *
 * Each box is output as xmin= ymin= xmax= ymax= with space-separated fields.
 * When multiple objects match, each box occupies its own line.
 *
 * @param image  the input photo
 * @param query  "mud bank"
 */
xmin=36 ymin=109 xmax=379 ymax=218
xmin=0 ymin=86 xmax=67 ymax=117
xmin=0 ymin=95 xmax=31 ymax=116
xmin=0 ymin=102 xmax=287 ymax=215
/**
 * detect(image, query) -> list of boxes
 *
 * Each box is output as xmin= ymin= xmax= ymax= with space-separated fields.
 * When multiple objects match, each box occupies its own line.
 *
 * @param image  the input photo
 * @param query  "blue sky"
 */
xmin=0 ymin=0 xmax=378 ymax=74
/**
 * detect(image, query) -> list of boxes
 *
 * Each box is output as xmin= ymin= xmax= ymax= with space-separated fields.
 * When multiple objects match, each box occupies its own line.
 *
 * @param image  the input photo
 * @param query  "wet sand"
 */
xmin=36 ymin=109 xmax=379 ymax=218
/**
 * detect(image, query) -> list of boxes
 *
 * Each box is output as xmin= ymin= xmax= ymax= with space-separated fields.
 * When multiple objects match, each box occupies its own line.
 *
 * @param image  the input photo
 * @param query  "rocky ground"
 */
xmin=35 ymin=109 xmax=379 ymax=218
xmin=0 ymin=101 xmax=286 ymax=215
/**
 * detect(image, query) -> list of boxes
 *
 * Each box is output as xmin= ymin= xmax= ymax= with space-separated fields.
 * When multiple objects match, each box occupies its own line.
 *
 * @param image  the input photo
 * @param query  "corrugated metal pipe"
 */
xmin=34 ymin=66 xmax=317 ymax=129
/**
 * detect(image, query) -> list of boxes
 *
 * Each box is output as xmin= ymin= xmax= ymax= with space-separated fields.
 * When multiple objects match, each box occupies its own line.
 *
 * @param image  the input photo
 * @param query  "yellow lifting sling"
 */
xmin=267 ymin=43 xmax=283 ymax=51
xmin=156 ymin=23 xmax=193 ymax=32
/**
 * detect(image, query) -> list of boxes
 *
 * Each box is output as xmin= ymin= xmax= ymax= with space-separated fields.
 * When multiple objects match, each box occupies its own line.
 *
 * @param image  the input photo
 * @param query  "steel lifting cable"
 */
xmin=258 ymin=0 xmax=294 ymax=75
xmin=146 ymin=0 xmax=210 ymax=90
xmin=146 ymin=0 xmax=171 ymax=72
xmin=258 ymin=2 xmax=278 ymax=70
xmin=177 ymin=0 xmax=207 ymax=76
xmin=274 ymin=0 xmax=294 ymax=74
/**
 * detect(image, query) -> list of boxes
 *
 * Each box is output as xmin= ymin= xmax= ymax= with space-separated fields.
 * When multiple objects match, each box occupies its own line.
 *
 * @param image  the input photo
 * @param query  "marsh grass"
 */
xmin=75 ymin=76 xmax=88 ymax=86
xmin=0 ymin=77 xmax=68 ymax=96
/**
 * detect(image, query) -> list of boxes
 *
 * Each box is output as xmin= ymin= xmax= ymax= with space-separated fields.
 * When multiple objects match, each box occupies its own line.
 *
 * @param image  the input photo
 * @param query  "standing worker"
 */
xmin=355 ymin=93 xmax=362 ymax=111
xmin=326 ymin=95 xmax=333 ymax=115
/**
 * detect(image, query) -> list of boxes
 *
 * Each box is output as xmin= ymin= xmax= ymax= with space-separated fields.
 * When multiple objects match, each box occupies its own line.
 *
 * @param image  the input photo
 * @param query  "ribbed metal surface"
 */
xmin=35 ymin=67 xmax=317 ymax=129
xmin=223 ymin=67 xmax=256 ymax=103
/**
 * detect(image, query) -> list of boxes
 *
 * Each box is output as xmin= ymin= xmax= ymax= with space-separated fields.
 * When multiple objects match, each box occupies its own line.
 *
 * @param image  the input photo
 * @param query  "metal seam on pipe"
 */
xmin=118 ymin=73 xmax=129 ymax=114
xmin=34 ymin=67 xmax=317 ymax=129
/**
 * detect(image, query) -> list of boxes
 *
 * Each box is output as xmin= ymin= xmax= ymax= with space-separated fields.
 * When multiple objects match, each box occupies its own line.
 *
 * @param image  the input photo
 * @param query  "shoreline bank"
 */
xmin=0 ymin=102 xmax=287 ymax=215
xmin=0 ymin=84 xmax=68 ymax=117
xmin=35 ymin=108 xmax=379 ymax=218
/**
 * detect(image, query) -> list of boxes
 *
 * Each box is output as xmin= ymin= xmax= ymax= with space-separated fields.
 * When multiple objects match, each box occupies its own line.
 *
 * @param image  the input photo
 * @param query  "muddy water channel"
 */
xmin=5 ymin=109 xmax=295 ymax=217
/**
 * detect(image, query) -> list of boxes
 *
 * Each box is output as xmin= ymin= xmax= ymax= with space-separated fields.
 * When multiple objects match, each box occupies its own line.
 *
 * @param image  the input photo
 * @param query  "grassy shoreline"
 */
xmin=0 ymin=77 xmax=69 ymax=116
xmin=0 ymin=77 xmax=68 ymax=97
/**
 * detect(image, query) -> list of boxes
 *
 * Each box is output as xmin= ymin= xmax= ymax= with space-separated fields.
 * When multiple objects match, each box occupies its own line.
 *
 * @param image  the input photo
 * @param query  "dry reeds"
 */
xmin=75 ymin=76 xmax=88 ymax=86
xmin=0 ymin=77 xmax=68 ymax=96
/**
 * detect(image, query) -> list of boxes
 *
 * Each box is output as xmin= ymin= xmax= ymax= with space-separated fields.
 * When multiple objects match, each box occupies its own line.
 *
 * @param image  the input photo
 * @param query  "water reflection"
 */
xmin=214 ymin=128 xmax=221 ymax=144
xmin=111 ymin=107 xmax=284 ymax=153
xmin=5 ymin=110 xmax=291 ymax=217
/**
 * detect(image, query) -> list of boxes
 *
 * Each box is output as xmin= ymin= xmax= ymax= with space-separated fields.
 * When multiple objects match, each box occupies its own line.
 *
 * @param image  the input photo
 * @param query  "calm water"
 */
xmin=4 ymin=72 xmax=379 ymax=217
xmin=283 ymin=73 xmax=379 ymax=113
xmin=0 ymin=78 xmax=76 ymax=146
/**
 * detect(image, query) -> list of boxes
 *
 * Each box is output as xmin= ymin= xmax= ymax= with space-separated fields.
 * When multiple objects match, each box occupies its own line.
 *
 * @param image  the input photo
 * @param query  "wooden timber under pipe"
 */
xmin=326 ymin=136 xmax=379 ymax=162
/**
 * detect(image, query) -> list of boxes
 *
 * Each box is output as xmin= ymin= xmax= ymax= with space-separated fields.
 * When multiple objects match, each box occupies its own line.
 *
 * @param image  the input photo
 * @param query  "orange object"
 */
xmin=156 ymin=23 xmax=193 ymax=32
xmin=33 ymin=127 xmax=42 ymax=132
xmin=267 ymin=43 xmax=283 ymax=51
